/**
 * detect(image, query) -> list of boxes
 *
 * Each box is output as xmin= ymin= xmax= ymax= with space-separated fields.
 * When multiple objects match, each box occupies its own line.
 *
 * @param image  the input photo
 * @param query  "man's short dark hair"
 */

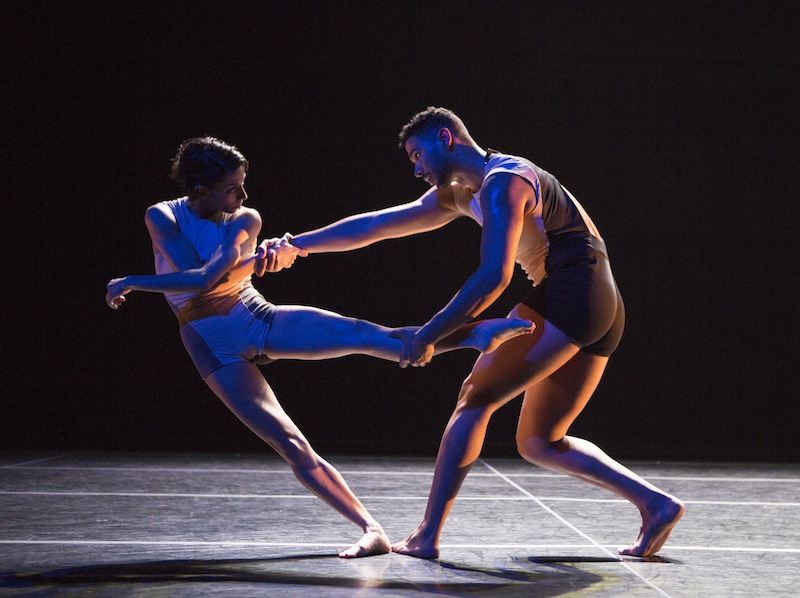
xmin=170 ymin=137 xmax=249 ymax=193
xmin=398 ymin=107 xmax=470 ymax=149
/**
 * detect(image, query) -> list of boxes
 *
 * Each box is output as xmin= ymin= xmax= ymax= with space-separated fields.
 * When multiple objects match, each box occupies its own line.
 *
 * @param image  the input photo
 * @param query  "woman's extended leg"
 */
xmin=392 ymin=304 xmax=581 ymax=558
xmin=264 ymin=304 xmax=533 ymax=361
xmin=515 ymin=351 xmax=684 ymax=557
xmin=204 ymin=360 xmax=390 ymax=558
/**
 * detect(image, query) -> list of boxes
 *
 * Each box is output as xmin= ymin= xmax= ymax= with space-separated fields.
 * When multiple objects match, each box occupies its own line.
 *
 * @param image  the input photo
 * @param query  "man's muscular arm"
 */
xmin=255 ymin=186 xmax=460 ymax=276
xmin=399 ymin=174 xmax=531 ymax=367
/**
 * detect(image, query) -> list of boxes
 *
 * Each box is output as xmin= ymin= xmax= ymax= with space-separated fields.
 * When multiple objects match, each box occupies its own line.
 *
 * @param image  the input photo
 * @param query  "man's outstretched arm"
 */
xmin=255 ymin=186 xmax=460 ymax=275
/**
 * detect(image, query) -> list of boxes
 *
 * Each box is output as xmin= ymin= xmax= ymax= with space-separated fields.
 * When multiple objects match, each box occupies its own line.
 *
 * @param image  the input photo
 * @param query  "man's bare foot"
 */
xmin=339 ymin=524 xmax=391 ymax=559
xmin=470 ymin=318 xmax=535 ymax=354
xmin=391 ymin=530 xmax=440 ymax=559
xmin=619 ymin=496 xmax=684 ymax=557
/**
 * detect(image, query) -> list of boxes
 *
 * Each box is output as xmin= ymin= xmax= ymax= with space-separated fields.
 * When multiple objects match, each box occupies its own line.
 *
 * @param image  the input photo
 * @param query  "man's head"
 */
xmin=399 ymin=107 xmax=474 ymax=189
xmin=170 ymin=137 xmax=249 ymax=194
xmin=397 ymin=107 xmax=471 ymax=150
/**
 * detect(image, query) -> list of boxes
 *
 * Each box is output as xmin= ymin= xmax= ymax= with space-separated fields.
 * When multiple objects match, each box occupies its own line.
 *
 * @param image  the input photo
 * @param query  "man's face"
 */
xmin=207 ymin=166 xmax=248 ymax=213
xmin=405 ymin=131 xmax=452 ymax=189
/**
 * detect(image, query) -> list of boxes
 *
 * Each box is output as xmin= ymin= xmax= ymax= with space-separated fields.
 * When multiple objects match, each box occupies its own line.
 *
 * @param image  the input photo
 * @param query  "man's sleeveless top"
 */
xmin=439 ymin=153 xmax=601 ymax=286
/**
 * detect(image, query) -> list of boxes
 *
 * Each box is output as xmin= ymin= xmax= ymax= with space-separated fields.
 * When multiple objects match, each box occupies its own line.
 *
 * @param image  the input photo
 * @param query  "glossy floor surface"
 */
xmin=1 ymin=452 xmax=798 ymax=597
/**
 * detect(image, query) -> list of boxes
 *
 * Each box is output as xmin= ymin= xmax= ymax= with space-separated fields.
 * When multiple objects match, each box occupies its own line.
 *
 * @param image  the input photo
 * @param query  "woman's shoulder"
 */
xmin=233 ymin=206 xmax=262 ymax=222
xmin=146 ymin=196 xmax=186 ymax=216
xmin=144 ymin=197 xmax=186 ymax=228
xmin=227 ymin=206 xmax=263 ymax=233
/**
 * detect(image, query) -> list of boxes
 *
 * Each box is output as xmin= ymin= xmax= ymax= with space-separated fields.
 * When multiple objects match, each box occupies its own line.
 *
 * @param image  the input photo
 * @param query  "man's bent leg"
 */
xmin=516 ymin=352 xmax=684 ymax=557
xmin=393 ymin=306 xmax=579 ymax=558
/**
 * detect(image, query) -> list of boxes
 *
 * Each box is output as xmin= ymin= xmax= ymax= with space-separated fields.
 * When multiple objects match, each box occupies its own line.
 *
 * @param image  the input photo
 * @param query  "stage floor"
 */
xmin=1 ymin=452 xmax=798 ymax=597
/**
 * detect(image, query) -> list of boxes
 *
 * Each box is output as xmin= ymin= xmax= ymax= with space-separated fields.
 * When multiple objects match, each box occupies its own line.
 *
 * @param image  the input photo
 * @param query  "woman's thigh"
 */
xmin=204 ymin=362 xmax=301 ymax=440
xmin=264 ymin=305 xmax=399 ymax=361
xmin=203 ymin=360 xmax=325 ymax=467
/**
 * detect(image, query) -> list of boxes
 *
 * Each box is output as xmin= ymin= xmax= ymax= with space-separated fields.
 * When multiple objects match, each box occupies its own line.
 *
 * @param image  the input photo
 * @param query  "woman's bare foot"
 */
xmin=619 ymin=496 xmax=685 ymax=557
xmin=339 ymin=524 xmax=391 ymax=558
xmin=391 ymin=528 xmax=440 ymax=559
xmin=470 ymin=318 xmax=535 ymax=353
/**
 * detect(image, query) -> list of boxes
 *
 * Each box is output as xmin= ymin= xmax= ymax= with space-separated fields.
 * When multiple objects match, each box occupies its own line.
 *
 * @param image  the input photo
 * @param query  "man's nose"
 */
xmin=414 ymin=164 xmax=423 ymax=178
xmin=239 ymin=186 xmax=248 ymax=200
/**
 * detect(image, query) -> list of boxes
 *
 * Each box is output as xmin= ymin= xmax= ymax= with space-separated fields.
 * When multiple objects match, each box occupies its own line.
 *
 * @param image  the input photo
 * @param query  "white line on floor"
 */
xmin=0 ymin=454 xmax=74 ymax=468
xmin=0 ymin=539 xmax=796 ymax=554
xmin=480 ymin=459 xmax=674 ymax=598
xmin=4 ymin=464 xmax=798 ymax=483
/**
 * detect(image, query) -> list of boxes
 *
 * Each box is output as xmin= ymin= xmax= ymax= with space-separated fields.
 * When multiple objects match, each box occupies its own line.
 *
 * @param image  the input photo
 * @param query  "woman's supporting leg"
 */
xmin=263 ymin=305 xmax=534 ymax=361
xmin=204 ymin=360 xmax=390 ymax=558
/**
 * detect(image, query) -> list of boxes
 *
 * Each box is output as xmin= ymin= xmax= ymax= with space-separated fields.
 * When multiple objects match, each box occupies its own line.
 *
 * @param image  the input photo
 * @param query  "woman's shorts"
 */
xmin=175 ymin=289 xmax=278 ymax=379
xmin=521 ymin=237 xmax=624 ymax=356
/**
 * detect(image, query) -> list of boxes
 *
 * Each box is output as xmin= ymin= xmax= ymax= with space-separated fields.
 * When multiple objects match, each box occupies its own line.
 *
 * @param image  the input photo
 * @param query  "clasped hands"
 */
xmin=255 ymin=233 xmax=308 ymax=275
xmin=391 ymin=327 xmax=436 ymax=369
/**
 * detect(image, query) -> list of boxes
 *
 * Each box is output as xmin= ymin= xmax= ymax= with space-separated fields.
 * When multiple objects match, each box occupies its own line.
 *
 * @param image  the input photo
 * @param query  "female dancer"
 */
xmin=105 ymin=136 xmax=534 ymax=558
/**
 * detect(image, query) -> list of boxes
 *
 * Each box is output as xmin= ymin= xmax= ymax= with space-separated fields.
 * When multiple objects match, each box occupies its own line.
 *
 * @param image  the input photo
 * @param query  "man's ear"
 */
xmin=193 ymin=184 xmax=207 ymax=197
xmin=438 ymin=127 xmax=455 ymax=150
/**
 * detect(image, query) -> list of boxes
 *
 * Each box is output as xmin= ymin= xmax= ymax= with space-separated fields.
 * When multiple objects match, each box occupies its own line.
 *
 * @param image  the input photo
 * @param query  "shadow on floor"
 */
xmin=0 ymin=553 xmax=618 ymax=596
xmin=526 ymin=555 xmax=683 ymax=564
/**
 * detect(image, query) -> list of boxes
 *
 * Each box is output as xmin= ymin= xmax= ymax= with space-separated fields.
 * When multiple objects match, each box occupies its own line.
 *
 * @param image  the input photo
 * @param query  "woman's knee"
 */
xmin=269 ymin=432 xmax=318 ymax=468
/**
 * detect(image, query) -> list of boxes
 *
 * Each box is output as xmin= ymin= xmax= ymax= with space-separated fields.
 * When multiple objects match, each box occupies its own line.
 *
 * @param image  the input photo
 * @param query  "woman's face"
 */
xmin=206 ymin=166 xmax=248 ymax=213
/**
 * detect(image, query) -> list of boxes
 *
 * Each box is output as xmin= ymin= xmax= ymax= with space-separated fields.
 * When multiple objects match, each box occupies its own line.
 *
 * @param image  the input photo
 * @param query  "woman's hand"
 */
xmin=254 ymin=233 xmax=308 ymax=276
xmin=106 ymin=277 xmax=130 ymax=309
xmin=398 ymin=328 xmax=436 ymax=369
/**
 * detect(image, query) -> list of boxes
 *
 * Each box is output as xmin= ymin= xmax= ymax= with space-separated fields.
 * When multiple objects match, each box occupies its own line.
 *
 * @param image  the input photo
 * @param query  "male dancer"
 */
xmin=263 ymin=108 xmax=683 ymax=558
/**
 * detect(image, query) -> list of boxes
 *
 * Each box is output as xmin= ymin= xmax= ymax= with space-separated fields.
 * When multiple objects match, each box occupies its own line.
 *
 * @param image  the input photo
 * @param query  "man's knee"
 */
xmin=517 ymin=434 xmax=565 ymax=466
xmin=456 ymin=375 xmax=503 ymax=412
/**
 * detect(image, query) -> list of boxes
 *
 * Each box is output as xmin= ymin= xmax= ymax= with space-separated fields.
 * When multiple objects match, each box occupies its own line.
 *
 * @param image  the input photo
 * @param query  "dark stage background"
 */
xmin=4 ymin=2 xmax=798 ymax=461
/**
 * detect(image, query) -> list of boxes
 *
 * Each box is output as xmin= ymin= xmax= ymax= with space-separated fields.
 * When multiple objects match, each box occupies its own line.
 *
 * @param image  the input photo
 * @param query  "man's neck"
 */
xmin=451 ymin=144 xmax=487 ymax=193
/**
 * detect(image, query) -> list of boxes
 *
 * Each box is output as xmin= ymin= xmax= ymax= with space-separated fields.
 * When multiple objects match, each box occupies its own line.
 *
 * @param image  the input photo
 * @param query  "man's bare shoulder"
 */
xmin=482 ymin=172 xmax=536 ymax=205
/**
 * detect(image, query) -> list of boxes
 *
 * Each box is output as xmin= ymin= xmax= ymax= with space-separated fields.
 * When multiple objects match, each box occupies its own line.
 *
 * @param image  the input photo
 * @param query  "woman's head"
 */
xmin=170 ymin=137 xmax=248 ymax=194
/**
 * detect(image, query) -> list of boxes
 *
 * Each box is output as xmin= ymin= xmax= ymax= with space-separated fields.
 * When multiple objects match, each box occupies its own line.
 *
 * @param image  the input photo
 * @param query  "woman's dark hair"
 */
xmin=170 ymin=137 xmax=248 ymax=193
